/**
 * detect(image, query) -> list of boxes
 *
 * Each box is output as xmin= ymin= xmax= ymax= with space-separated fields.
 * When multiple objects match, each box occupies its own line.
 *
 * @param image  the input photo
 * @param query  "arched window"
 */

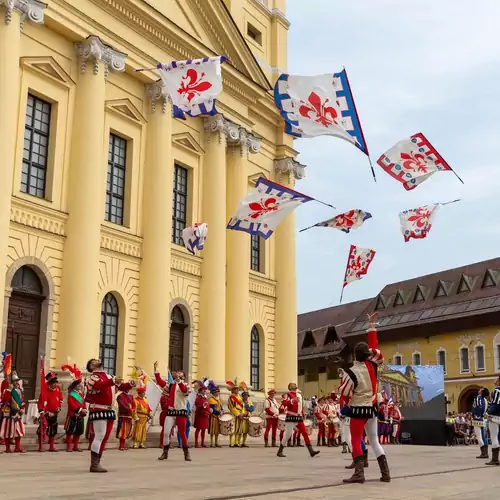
xmin=11 ymin=266 xmax=43 ymax=295
xmin=100 ymin=293 xmax=119 ymax=375
xmin=250 ymin=326 xmax=260 ymax=390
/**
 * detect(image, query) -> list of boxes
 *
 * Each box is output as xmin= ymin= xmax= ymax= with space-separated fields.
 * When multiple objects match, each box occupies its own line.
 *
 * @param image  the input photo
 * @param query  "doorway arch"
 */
xmin=458 ymin=385 xmax=481 ymax=414
xmin=169 ymin=305 xmax=188 ymax=373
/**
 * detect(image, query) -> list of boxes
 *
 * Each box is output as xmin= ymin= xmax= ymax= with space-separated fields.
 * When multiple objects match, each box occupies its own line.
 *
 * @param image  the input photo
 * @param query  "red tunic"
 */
xmin=86 ymin=371 xmax=116 ymax=407
xmin=283 ymin=392 xmax=301 ymax=415
xmin=116 ymin=392 xmax=136 ymax=417
xmin=38 ymin=386 xmax=63 ymax=414
xmin=67 ymin=391 xmax=86 ymax=417
xmin=154 ymin=372 xmax=189 ymax=414
xmin=159 ymin=395 xmax=169 ymax=427
xmin=194 ymin=394 xmax=210 ymax=429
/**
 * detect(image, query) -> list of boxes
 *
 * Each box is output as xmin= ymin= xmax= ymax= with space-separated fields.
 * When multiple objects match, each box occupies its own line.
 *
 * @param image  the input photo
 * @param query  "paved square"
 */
xmin=0 ymin=445 xmax=498 ymax=499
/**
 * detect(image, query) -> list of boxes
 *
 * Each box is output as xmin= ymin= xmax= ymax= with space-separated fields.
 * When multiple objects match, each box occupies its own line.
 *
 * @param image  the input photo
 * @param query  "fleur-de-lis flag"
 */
xmin=157 ymin=56 xmax=227 ymax=119
xmin=341 ymin=245 xmax=376 ymax=302
xmin=273 ymin=70 xmax=369 ymax=155
xmin=399 ymin=204 xmax=440 ymax=242
xmin=227 ymin=177 xmax=313 ymax=239
xmin=182 ymin=223 xmax=208 ymax=255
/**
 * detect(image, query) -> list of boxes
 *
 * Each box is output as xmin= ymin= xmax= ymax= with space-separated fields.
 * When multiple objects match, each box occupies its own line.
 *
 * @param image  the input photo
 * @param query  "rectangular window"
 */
xmin=22 ymin=94 xmax=51 ymax=198
xmin=247 ymin=23 xmax=262 ymax=45
xmin=172 ymin=164 xmax=188 ymax=245
xmin=394 ymin=355 xmax=402 ymax=366
xmin=437 ymin=350 xmax=447 ymax=374
xmin=413 ymin=353 xmax=421 ymax=365
xmin=460 ymin=347 xmax=470 ymax=373
xmin=250 ymin=234 xmax=262 ymax=272
xmin=476 ymin=345 xmax=485 ymax=371
xmin=497 ymin=345 xmax=500 ymax=371
xmin=106 ymin=134 xmax=127 ymax=225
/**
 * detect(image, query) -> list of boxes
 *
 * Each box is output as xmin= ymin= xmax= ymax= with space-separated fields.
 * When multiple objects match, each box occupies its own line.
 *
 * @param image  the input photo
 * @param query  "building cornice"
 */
xmin=100 ymin=225 xmax=142 ymax=259
xmin=249 ymin=272 xmax=276 ymax=298
xmin=275 ymin=157 xmax=306 ymax=180
xmin=0 ymin=0 xmax=46 ymax=27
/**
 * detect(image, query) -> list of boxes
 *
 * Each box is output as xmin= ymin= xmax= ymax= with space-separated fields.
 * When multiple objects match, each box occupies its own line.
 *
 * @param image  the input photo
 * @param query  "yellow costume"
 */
xmin=240 ymin=397 xmax=255 ymax=447
xmin=227 ymin=392 xmax=243 ymax=447
xmin=132 ymin=394 xmax=152 ymax=449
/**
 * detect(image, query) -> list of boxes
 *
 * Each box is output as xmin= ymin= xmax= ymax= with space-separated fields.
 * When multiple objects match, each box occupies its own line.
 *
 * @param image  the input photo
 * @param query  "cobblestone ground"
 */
xmin=0 ymin=444 xmax=498 ymax=499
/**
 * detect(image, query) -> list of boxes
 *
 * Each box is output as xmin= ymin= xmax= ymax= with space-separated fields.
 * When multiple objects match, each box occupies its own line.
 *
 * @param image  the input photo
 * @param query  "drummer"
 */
xmin=227 ymin=379 xmax=244 ymax=448
xmin=315 ymin=397 xmax=327 ymax=446
xmin=241 ymin=391 xmax=255 ymax=448
xmin=208 ymin=381 xmax=223 ymax=448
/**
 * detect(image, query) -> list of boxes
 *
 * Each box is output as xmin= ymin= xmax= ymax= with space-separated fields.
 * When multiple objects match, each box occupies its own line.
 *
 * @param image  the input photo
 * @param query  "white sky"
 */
xmin=286 ymin=0 xmax=500 ymax=313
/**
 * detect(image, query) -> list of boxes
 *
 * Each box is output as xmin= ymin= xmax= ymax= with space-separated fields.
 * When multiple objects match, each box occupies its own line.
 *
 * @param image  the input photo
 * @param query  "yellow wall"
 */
xmin=0 ymin=0 xmax=296 ymax=395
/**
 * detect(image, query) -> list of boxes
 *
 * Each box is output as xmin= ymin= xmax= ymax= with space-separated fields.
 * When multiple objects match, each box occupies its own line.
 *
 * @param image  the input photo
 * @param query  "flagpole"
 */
xmin=298 ymin=224 xmax=318 ymax=233
xmin=135 ymin=67 xmax=158 ymax=72
xmin=339 ymin=285 xmax=345 ymax=304
xmin=368 ymin=156 xmax=377 ymax=182
xmin=439 ymin=198 xmax=461 ymax=206
xmin=450 ymin=169 xmax=465 ymax=185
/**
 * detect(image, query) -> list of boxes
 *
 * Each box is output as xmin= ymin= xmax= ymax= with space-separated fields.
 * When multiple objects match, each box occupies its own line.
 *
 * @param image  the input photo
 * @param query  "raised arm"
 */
xmin=367 ymin=312 xmax=384 ymax=365
xmin=154 ymin=371 xmax=167 ymax=389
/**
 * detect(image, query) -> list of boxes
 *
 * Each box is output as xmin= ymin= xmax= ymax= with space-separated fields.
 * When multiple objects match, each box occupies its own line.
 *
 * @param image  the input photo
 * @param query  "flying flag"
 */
xmin=273 ymin=69 xmax=369 ymax=155
xmin=377 ymin=133 xmax=460 ymax=190
xmin=227 ymin=177 xmax=314 ymax=239
xmin=182 ymin=223 xmax=208 ymax=255
xmin=156 ymin=56 xmax=227 ymax=119
xmin=300 ymin=209 xmax=372 ymax=233
xmin=399 ymin=199 xmax=460 ymax=242
xmin=0 ymin=352 xmax=11 ymax=377
xmin=341 ymin=245 xmax=376 ymax=302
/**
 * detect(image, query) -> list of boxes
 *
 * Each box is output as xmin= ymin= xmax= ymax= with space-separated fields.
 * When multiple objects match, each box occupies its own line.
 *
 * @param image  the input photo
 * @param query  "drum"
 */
xmin=278 ymin=414 xmax=286 ymax=432
xmin=248 ymin=416 xmax=263 ymax=438
xmin=304 ymin=419 xmax=313 ymax=436
xmin=219 ymin=414 xmax=235 ymax=436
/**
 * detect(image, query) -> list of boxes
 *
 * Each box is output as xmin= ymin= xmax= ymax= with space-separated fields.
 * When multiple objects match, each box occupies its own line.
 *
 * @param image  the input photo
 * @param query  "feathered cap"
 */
xmin=119 ymin=382 xmax=134 ymax=393
xmin=61 ymin=363 xmax=82 ymax=383
xmin=238 ymin=380 xmax=248 ymax=393
xmin=136 ymin=386 xmax=146 ymax=394
xmin=208 ymin=380 xmax=219 ymax=394
xmin=45 ymin=370 xmax=58 ymax=384
xmin=226 ymin=378 xmax=240 ymax=392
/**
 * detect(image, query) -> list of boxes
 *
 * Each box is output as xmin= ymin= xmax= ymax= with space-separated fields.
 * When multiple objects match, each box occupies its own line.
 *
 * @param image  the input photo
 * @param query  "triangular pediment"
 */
xmin=20 ymin=57 xmax=75 ymax=87
xmin=105 ymin=99 xmax=146 ymax=125
xmin=302 ymin=331 xmax=316 ymax=349
xmin=172 ymin=132 xmax=204 ymax=155
xmin=482 ymin=269 xmax=499 ymax=288
xmin=457 ymin=274 xmax=471 ymax=293
xmin=435 ymin=280 xmax=451 ymax=298
xmin=375 ymin=295 xmax=386 ymax=310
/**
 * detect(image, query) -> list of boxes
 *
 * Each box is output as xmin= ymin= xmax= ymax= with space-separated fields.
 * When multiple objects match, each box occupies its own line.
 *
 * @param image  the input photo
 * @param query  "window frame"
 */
xmin=250 ymin=234 xmax=263 ymax=272
xmin=393 ymin=354 xmax=403 ymax=366
xmin=105 ymin=133 xmax=127 ymax=226
xmin=494 ymin=332 xmax=500 ymax=372
xmin=412 ymin=351 xmax=422 ymax=366
xmin=99 ymin=293 xmax=119 ymax=376
xmin=436 ymin=348 xmax=447 ymax=375
xmin=172 ymin=164 xmax=189 ymax=246
xmin=459 ymin=345 xmax=470 ymax=374
xmin=250 ymin=326 xmax=260 ymax=390
xmin=475 ymin=343 xmax=486 ymax=373
xmin=21 ymin=93 xmax=52 ymax=199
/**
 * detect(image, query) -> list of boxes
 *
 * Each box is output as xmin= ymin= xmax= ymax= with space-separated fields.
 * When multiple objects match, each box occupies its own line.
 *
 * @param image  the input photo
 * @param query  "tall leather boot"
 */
xmin=89 ymin=451 xmax=107 ymax=473
xmin=272 ymin=437 xmax=277 ymax=448
xmin=158 ymin=444 xmax=170 ymax=461
xmin=486 ymin=447 xmax=499 ymax=466
xmin=73 ymin=436 xmax=82 ymax=452
xmin=363 ymin=450 xmax=369 ymax=468
xmin=317 ymin=436 xmax=321 ymax=446
xmin=183 ymin=446 xmax=192 ymax=462
xmin=322 ymin=436 xmax=327 ymax=446
xmin=277 ymin=444 xmax=286 ymax=458
xmin=48 ymin=437 xmax=57 ymax=452
xmin=306 ymin=444 xmax=320 ymax=457
xmin=38 ymin=436 xmax=44 ymax=452
xmin=66 ymin=435 xmax=73 ymax=452
xmin=377 ymin=454 xmax=391 ymax=482
xmin=333 ymin=437 xmax=339 ymax=447
xmin=477 ymin=445 xmax=488 ymax=459
xmin=343 ymin=456 xmax=365 ymax=483
xmin=288 ymin=438 xmax=293 ymax=447
xmin=342 ymin=442 xmax=348 ymax=454
xmin=14 ymin=437 xmax=25 ymax=453
xmin=265 ymin=437 xmax=269 ymax=448
xmin=296 ymin=436 xmax=304 ymax=447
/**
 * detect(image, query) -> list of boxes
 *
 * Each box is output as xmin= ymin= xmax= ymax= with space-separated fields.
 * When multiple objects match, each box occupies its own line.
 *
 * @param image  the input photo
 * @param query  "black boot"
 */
xmin=277 ymin=444 xmax=286 ymax=458
xmin=296 ymin=436 xmax=304 ymax=447
xmin=343 ymin=456 xmax=365 ymax=484
xmin=265 ymin=438 xmax=269 ymax=448
xmin=345 ymin=459 xmax=355 ymax=469
xmin=477 ymin=445 xmax=488 ymax=459
xmin=317 ymin=436 xmax=321 ymax=446
xmin=272 ymin=438 xmax=277 ymax=448
xmin=183 ymin=446 xmax=192 ymax=462
xmin=322 ymin=436 xmax=327 ymax=446
xmin=158 ymin=445 xmax=169 ymax=461
xmin=377 ymin=454 xmax=391 ymax=482
xmin=89 ymin=451 xmax=107 ymax=473
xmin=363 ymin=450 xmax=369 ymax=468
xmin=486 ymin=447 xmax=499 ymax=466
xmin=306 ymin=443 xmax=320 ymax=457
xmin=288 ymin=438 xmax=294 ymax=447
xmin=342 ymin=442 xmax=348 ymax=454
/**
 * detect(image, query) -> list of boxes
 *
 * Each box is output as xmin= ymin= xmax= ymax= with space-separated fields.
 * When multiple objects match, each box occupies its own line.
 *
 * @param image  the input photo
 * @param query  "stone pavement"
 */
xmin=0 ymin=444 xmax=498 ymax=500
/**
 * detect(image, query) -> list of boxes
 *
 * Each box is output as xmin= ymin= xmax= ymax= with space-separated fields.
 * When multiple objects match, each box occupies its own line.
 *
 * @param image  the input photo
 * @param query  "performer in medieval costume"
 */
xmin=278 ymin=393 xmax=288 ymax=445
xmin=327 ymin=392 xmax=340 ymax=447
xmin=62 ymin=364 xmax=87 ymax=452
xmin=391 ymin=402 xmax=403 ymax=444
xmin=277 ymin=382 xmax=320 ymax=459
xmin=486 ymin=375 xmax=500 ymax=466
xmin=37 ymin=370 xmax=63 ymax=452
xmin=0 ymin=372 xmax=25 ymax=453
xmin=471 ymin=388 xmax=489 ymax=459
xmin=132 ymin=386 xmax=152 ymax=449
xmin=86 ymin=357 xmax=128 ymax=473
xmin=315 ymin=396 xmax=327 ymax=446
xmin=159 ymin=385 xmax=169 ymax=449
xmin=377 ymin=401 xmax=389 ymax=445
xmin=240 ymin=387 xmax=255 ymax=448
xmin=154 ymin=362 xmax=192 ymax=462
xmin=208 ymin=382 xmax=223 ymax=448
xmin=116 ymin=382 xmax=136 ymax=451
xmin=0 ymin=376 xmax=8 ymax=446
xmin=177 ymin=399 xmax=192 ymax=448
xmin=264 ymin=388 xmax=279 ymax=447
xmin=339 ymin=312 xmax=390 ymax=484
xmin=227 ymin=379 xmax=244 ymax=448
xmin=194 ymin=383 xmax=210 ymax=448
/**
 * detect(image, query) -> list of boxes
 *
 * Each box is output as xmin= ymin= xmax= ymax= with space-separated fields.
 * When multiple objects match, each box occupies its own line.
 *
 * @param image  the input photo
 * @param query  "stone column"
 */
xmin=136 ymin=82 xmax=172 ymax=372
xmin=225 ymin=127 xmax=260 ymax=383
xmin=56 ymin=36 xmax=126 ymax=368
xmin=0 ymin=0 xmax=45 ymax=339
xmin=273 ymin=158 xmax=306 ymax=391
xmin=198 ymin=115 xmax=229 ymax=382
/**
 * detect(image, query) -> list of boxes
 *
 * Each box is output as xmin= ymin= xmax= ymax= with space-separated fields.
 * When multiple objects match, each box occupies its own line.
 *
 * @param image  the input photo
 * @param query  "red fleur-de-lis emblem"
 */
xmin=400 ymin=151 xmax=428 ymax=173
xmin=349 ymin=256 xmax=363 ymax=274
xmin=335 ymin=210 xmax=357 ymax=229
xmin=248 ymin=197 xmax=279 ymax=219
xmin=299 ymin=92 xmax=339 ymax=127
xmin=407 ymin=208 xmax=432 ymax=228
xmin=177 ymin=68 xmax=213 ymax=102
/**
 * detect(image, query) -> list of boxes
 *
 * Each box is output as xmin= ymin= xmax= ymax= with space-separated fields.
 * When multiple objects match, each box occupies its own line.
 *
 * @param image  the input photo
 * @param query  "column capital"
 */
xmin=274 ymin=157 xmax=306 ymax=180
xmin=1 ymin=0 xmax=45 ymax=27
xmin=146 ymin=80 xmax=170 ymax=114
xmin=204 ymin=115 xmax=260 ymax=153
xmin=75 ymin=35 xmax=127 ymax=77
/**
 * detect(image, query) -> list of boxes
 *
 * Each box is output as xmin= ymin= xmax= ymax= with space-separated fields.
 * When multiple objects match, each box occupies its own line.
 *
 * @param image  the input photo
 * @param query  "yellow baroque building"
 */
xmin=0 ymin=0 xmax=300 ymax=400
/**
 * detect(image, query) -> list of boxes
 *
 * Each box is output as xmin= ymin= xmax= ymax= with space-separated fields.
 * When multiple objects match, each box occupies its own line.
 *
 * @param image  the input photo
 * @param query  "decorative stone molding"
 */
xmin=75 ymin=35 xmax=127 ymax=77
xmin=250 ymin=274 xmax=277 ymax=298
xmin=204 ymin=115 xmax=260 ymax=154
xmin=10 ymin=198 xmax=67 ymax=236
xmin=274 ymin=157 xmax=306 ymax=180
xmin=171 ymin=250 xmax=202 ymax=277
xmin=146 ymin=80 xmax=170 ymax=114
xmin=1 ymin=0 xmax=45 ymax=27
xmin=100 ymin=226 xmax=142 ymax=259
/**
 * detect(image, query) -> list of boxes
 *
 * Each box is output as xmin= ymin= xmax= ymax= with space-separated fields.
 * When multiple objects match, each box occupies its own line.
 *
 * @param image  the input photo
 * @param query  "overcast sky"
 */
xmin=286 ymin=0 xmax=500 ymax=314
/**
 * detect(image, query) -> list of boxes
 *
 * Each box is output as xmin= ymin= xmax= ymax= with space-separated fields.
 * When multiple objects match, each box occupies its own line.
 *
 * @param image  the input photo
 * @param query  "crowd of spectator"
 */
xmin=445 ymin=411 xmax=495 ymax=446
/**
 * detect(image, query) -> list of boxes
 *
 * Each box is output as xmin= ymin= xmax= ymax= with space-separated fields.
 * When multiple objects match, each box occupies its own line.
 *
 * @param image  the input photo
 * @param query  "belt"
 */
xmin=90 ymin=404 xmax=113 ymax=411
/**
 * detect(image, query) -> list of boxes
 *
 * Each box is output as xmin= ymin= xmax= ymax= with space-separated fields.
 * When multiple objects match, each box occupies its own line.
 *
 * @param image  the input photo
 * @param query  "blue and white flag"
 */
xmin=227 ymin=177 xmax=313 ymax=240
xmin=182 ymin=223 xmax=208 ymax=255
xmin=274 ymin=69 xmax=369 ymax=155
xmin=157 ymin=56 xmax=227 ymax=119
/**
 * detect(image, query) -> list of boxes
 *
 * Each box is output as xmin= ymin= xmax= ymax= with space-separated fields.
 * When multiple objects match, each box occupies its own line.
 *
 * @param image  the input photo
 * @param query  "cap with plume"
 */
xmin=238 ymin=380 xmax=248 ymax=393
xmin=226 ymin=378 xmax=239 ymax=390
xmin=208 ymin=380 xmax=219 ymax=393
xmin=61 ymin=363 xmax=82 ymax=382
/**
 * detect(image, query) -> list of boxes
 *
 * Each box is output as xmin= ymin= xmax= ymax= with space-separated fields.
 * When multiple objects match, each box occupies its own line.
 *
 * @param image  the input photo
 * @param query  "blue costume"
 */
xmin=472 ymin=392 xmax=488 ymax=452
xmin=177 ymin=401 xmax=191 ymax=448
xmin=486 ymin=385 xmax=500 ymax=466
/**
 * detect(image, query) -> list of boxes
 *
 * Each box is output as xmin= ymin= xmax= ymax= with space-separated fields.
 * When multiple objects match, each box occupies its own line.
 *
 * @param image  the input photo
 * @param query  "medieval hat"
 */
xmin=61 ymin=363 xmax=82 ymax=384
xmin=208 ymin=380 xmax=219 ymax=394
xmin=119 ymin=382 xmax=134 ymax=393
xmin=239 ymin=380 xmax=248 ymax=393
xmin=241 ymin=391 xmax=249 ymax=398
xmin=68 ymin=379 xmax=82 ymax=392
xmin=226 ymin=379 xmax=240 ymax=392
xmin=136 ymin=386 xmax=147 ymax=394
xmin=10 ymin=371 xmax=20 ymax=383
xmin=45 ymin=370 xmax=58 ymax=384
xmin=267 ymin=388 xmax=276 ymax=395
